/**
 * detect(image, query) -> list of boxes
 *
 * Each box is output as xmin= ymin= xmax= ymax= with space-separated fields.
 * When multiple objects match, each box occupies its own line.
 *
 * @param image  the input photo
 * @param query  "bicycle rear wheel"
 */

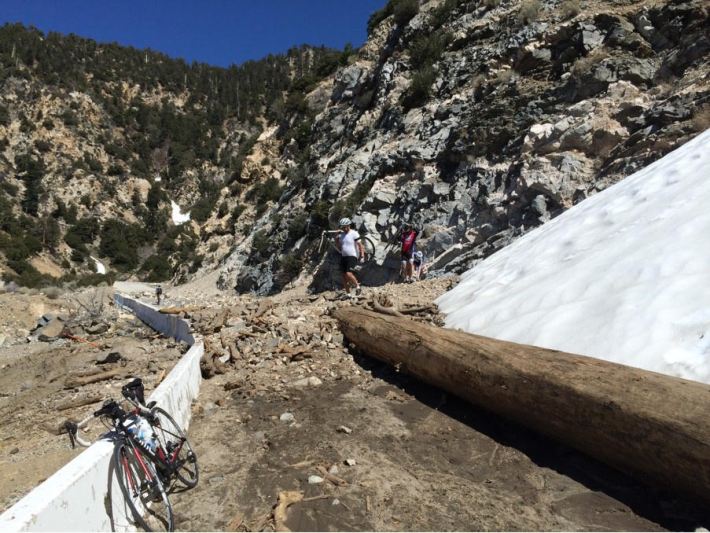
xmin=328 ymin=235 xmax=376 ymax=262
xmin=360 ymin=236 xmax=376 ymax=262
xmin=114 ymin=442 xmax=174 ymax=531
xmin=150 ymin=407 xmax=199 ymax=488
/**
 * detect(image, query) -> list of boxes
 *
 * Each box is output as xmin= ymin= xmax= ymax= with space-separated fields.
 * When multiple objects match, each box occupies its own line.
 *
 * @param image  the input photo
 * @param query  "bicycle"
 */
xmin=318 ymin=229 xmax=377 ymax=262
xmin=65 ymin=378 xmax=199 ymax=531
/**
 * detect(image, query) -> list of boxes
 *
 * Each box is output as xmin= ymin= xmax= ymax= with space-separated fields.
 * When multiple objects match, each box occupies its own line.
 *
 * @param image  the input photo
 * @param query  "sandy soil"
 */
xmin=163 ymin=279 xmax=709 ymax=531
xmin=0 ymin=288 xmax=189 ymax=513
xmin=2 ymin=278 xmax=708 ymax=530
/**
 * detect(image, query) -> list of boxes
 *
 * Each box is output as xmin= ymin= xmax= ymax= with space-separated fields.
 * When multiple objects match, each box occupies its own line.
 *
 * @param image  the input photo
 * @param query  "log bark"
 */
xmin=64 ymin=368 xmax=123 ymax=389
xmin=334 ymin=307 xmax=710 ymax=504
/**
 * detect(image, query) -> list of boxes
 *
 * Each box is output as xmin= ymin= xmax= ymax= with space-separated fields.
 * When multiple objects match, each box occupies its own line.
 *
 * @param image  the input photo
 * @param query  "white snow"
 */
xmin=171 ymin=200 xmax=191 ymax=225
xmin=90 ymin=256 xmax=106 ymax=275
xmin=437 ymin=130 xmax=710 ymax=384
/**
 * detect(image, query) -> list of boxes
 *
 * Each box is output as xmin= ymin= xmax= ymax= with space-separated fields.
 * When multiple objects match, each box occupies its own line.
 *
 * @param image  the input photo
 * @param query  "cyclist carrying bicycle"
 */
xmin=400 ymin=222 xmax=419 ymax=283
xmin=335 ymin=217 xmax=364 ymax=297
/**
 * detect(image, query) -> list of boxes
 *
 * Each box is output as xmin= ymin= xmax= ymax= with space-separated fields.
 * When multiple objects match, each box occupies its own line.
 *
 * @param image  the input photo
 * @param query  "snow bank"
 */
xmin=171 ymin=200 xmax=191 ymax=225
xmin=437 ymin=130 xmax=710 ymax=384
xmin=89 ymin=256 xmax=106 ymax=275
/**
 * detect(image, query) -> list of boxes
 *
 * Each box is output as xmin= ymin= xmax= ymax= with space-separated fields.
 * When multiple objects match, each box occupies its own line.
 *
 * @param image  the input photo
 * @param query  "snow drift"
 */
xmin=437 ymin=130 xmax=710 ymax=384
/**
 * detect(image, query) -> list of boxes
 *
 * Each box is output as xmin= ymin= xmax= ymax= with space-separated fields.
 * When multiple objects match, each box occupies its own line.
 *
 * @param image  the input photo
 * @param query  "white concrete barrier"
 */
xmin=0 ymin=294 xmax=203 ymax=532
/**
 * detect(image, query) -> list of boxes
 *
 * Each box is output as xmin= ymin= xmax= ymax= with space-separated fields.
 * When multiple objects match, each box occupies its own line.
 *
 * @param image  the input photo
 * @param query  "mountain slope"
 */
xmin=215 ymin=0 xmax=709 ymax=294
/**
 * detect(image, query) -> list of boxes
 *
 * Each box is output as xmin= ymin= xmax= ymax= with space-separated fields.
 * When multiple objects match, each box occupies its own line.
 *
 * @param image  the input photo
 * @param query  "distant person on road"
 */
xmin=335 ymin=217 xmax=364 ymax=298
xmin=155 ymin=285 xmax=163 ymax=305
xmin=400 ymin=223 xmax=419 ymax=283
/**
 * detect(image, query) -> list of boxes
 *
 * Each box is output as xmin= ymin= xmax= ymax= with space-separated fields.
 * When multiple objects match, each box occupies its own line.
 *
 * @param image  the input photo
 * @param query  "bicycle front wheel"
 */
xmin=150 ymin=407 xmax=199 ymax=488
xmin=114 ymin=442 xmax=174 ymax=531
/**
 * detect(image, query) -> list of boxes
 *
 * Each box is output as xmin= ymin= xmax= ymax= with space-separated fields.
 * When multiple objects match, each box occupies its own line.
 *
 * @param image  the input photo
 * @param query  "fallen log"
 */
xmin=56 ymin=393 xmax=103 ymax=411
xmin=333 ymin=307 xmax=710 ymax=505
xmin=64 ymin=368 xmax=123 ymax=389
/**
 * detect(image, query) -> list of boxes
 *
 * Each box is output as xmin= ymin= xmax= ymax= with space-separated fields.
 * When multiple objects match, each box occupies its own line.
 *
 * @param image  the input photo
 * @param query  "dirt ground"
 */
xmin=2 ymin=278 xmax=709 ymax=530
xmin=163 ymin=279 xmax=709 ymax=532
xmin=0 ymin=287 xmax=188 ymax=513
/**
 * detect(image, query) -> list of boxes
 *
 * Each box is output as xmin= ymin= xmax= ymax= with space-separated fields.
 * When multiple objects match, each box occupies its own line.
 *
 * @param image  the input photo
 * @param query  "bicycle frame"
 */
xmin=125 ymin=405 xmax=187 ymax=479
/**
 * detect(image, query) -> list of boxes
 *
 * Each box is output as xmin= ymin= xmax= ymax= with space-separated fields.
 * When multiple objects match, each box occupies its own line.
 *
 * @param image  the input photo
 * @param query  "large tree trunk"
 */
xmin=334 ymin=307 xmax=710 ymax=505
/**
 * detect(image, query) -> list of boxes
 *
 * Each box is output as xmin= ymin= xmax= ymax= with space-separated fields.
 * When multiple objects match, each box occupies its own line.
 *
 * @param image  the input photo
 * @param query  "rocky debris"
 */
xmin=219 ymin=0 xmax=708 ymax=296
xmin=96 ymin=351 xmax=123 ymax=365
xmin=35 ymin=317 xmax=66 ymax=342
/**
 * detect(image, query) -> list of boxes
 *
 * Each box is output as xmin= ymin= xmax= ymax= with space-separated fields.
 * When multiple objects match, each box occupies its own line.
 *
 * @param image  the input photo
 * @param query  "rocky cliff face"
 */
xmin=1 ymin=0 xmax=708 ymax=293
xmin=214 ymin=0 xmax=709 ymax=294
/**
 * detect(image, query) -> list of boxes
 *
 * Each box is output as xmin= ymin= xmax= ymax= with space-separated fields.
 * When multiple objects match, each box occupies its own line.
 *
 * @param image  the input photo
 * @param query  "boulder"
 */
xmin=36 ymin=318 xmax=65 ymax=342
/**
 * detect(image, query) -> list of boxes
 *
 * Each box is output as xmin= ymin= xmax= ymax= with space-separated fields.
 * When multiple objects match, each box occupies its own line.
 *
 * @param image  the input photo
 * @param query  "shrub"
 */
xmin=140 ymin=254 xmax=172 ymax=281
xmin=84 ymin=154 xmax=102 ymax=173
xmin=0 ymin=104 xmax=9 ymax=126
xmin=41 ymin=286 xmax=63 ymax=299
xmin=231 ymin=204 xmax=246 ymax=222
xmin=42 ymin=118 xmax=54 ymax=130
xmin=251 ymin=230 xmax=269 ymax=256
xmin=401 ymin=66 xmax=437 ymax=109
xmin=279 ymin=253 xmax=303 ymax=283
xmin=483 ymin=0 xmax=501 ymax=8
xmin=107 ymin=164 xmax=123 ymax=176
xmin=367 ymin=0 xmax=419 ymax=34
xmin=61 ymin=109 xmax=78 ymax=126
xmin=559 ymin=0 xmax=581 ymax=19
xmin=393 ymin=0 xmax=419 ymax=27
xmin=99 ymin=220 xmax=142 ymax=271
xmin=518 ymin=0 xmax=542 ymax=24
xmin=409 ymin=32 xmax=450 ymax=70
xmin=34 ymin=139 xmax=52 ymax=152
xmin=287 ymin=213 xmax=308 ymax=243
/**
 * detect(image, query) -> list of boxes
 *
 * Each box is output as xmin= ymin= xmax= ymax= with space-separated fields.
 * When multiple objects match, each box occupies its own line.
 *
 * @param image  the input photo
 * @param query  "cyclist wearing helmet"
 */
xmin=400 ymin=222 xmax=419 ymax=283
xmin=335 ymin=217 xmax=364 ymax=297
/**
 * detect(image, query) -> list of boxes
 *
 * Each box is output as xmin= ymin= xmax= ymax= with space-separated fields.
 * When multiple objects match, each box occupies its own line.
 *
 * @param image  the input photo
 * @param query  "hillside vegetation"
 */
xmin=0 ymin=0 xmax=708 ymax=292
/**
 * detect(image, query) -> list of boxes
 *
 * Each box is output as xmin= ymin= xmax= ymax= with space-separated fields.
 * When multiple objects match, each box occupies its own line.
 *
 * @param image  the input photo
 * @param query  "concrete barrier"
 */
xmin=114 ymin=293 xmax=194 ymax=345
xmin=0 ymin=294 xmax=203 ymax=532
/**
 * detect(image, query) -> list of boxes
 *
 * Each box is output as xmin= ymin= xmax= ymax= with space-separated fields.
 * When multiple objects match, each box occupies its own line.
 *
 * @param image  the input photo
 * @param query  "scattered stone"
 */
xmin=345 ymin=458 xmax=356 ymax=466
xmin=332 ymin=498 xmax=341 ymax=506
xmin=36 ymin=318 xmax=65 ymax=342
xmin=308 ymin=475 xmax=324 ymax=485
xmin=337 ymin=425 xmax=352 ymax=434
xmin=9 ymin=447 xmax=19 ymax=455
xmin=96 ymin=351 xmax=122 ymax=365
xmin=84 ymin=322 xmax=110 ymax=335
xmin=290 ymin=376 xmax=323 ymax=389
xmin=328 ymin=465 xmax=339 ymax=475
xmin=280 ymin=412 xmax=295 ymax=423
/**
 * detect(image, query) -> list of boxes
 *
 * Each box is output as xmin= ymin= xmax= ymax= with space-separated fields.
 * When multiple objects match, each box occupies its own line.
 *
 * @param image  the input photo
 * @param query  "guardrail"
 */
xmin=0 ymin=293 xmax=203 ymax=531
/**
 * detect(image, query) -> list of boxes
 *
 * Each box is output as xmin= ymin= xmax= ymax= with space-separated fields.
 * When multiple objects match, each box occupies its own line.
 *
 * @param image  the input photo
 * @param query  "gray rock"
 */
xmin=36 ymin=318 xmax=65 ymax=342
xmin=280 ymin=412 xmax=295 ymax=423
xmin=97 ymin=352 xmax=123 ymax=365
xmin=308 ymin=475 xmax=324 ymax=484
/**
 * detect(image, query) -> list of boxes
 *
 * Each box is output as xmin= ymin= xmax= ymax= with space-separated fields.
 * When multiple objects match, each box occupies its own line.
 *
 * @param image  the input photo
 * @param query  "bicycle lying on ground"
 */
xmin=318 ymin=228 xmax=377 ymax=262
xmin=65 ymin=378 xmax=199 ymax=531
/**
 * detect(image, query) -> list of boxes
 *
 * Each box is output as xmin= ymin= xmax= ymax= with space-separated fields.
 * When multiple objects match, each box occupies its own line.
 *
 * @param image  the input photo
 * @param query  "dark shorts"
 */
xmin=340 ymin=255 xmax=358 ymax=273
xmin=401 ymin=251 xmax=413 ymax=262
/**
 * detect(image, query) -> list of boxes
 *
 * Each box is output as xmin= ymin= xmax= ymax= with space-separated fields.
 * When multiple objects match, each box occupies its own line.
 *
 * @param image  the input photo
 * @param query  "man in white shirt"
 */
xmin=335 ymin=217 xmax=364 ymax=297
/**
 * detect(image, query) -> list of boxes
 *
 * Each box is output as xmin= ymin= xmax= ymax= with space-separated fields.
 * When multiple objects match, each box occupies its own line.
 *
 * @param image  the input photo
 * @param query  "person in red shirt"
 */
xmin=400 ymin=223 xmax=419 ymax=283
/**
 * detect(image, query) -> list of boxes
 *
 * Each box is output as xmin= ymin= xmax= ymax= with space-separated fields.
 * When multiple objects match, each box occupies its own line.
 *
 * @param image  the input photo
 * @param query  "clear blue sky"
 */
xmin=0 ymin=0 xmax=387 ymax=67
